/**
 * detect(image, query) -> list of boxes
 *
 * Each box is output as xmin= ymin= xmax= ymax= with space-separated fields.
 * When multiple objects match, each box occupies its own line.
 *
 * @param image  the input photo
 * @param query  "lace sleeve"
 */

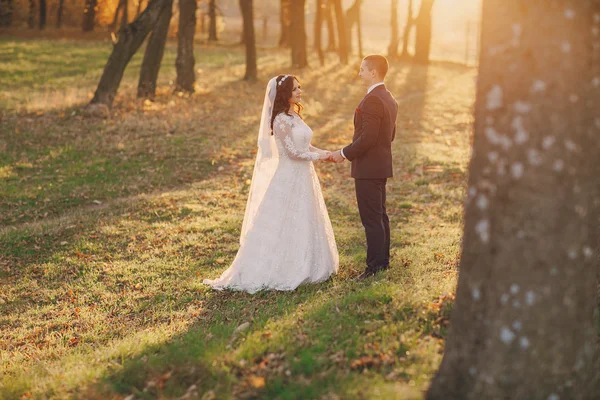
xmin=273 ymin=115 xmax=320 ymax=161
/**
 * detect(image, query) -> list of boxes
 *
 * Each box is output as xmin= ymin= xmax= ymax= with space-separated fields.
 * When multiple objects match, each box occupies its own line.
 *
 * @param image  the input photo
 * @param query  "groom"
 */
xmin=329 ymin=55 xmax=399 ymax=280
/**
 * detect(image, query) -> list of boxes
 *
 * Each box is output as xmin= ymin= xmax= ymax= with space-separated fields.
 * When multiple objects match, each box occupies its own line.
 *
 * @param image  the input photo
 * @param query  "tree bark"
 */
xmin=208 ymin=0 xmax=217 ymax=41
xmin=344 ymin=0 xmax=361 ymax=57
xmin=28 ymin=0 xmax=35 ymax=28
xmin=56 ymin=0 xmax=64 ymax=28
xmin=290 ymin=0 xmax=307 ymax=68
xmin=110 ymin=0 xmax=124 ymax=31
xmin=325 ymin=0 xmax=336 ymax=51
xmin=278 ymin=0 xmax=291 ymax=48
xmin=427 ymin=1 xmax=600 ymax=399
xmin=175 ymin=0 xmax=196 ymax=93
xmin=90 ymin=0 xmax=170 ymax=108
xmin=400 ymin=0 xmax=414 ymax=58
xmin=82 ymin=0 xmax=97 ymax=31
xmin=137 ymin=0 xmax=173 ymax=98
xmin=331 ymin=0 xmax=347 ymax=64
xmin=387 ymin=0 xmax=399 ymax=59
xmin=314 ymin=0 xmax=325 ymax=65
xmin=0 ymin=0 xmax=14 ymax=27
xmin=239 ymin=0 xmax=256 ymax=81
xmin=38 ymin=0 xmax=46 ymax=29
xmin=413 ymin=0 xmax=434 ymax=64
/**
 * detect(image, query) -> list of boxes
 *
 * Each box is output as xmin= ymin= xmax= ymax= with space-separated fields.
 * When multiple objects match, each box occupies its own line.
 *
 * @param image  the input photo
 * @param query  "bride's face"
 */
xmin=288 ymin=79 xmax=303 ymax=105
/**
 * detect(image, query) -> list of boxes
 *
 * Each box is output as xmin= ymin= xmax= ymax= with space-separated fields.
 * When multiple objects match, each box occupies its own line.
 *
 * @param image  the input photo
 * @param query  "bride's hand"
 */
xmin=319 ymin=152 xmax=331 ymax=161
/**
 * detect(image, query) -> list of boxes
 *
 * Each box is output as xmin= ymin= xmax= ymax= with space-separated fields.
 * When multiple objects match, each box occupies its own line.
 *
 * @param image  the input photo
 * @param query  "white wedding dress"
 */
xmin=202 ymin=88 xmax=339 ymax=293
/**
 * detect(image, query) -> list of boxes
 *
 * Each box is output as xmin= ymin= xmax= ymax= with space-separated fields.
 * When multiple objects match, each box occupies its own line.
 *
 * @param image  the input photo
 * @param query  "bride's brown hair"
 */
xmin=270 ymin=74 xmax=304 ymax=135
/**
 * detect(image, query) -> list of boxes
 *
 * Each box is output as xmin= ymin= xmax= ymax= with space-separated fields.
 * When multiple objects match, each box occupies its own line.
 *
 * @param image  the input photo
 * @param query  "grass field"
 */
xmin=0 ymin=37 xmax=475 ymax=399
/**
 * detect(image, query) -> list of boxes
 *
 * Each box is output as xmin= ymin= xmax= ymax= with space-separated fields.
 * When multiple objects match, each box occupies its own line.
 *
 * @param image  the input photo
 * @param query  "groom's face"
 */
xmin=358 ymin=60 xmax=375 ymax=87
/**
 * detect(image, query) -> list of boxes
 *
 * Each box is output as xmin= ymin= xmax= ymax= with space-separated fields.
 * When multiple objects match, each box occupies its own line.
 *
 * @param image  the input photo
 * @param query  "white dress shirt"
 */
xmin=341 ymin=82 xmax=385 ymax=159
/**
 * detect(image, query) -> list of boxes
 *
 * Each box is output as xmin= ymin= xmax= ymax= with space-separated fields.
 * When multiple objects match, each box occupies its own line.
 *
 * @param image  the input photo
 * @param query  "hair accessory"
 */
xmin=278 ymin=74 xmax=290 ymax=86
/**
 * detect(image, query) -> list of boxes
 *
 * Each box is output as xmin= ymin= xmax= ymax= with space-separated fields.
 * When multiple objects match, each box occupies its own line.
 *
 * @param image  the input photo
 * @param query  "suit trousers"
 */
xmin=354 ymin=178 xmax=390 ymax=270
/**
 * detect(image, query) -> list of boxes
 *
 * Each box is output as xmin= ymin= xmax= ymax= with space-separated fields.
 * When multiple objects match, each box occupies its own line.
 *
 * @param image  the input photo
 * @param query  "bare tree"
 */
xmin=0 ymin=0 xmax=13 ymax=27
xmin=56 ymin=0 xmax=64 ymax=27
xmin=290 ymin=0 xmax=308 ymax=68
xmin=314 ymin=0 xmax=325 ymax=65
xmin=239 ymin=0 xmax=257 ymax=80
xmin=278 ymin=0 xmax=291 ymax=47
xmin=90 ymin=0 xmax=171 ymax=108
xmin=387 ymin=0 xmax=399 ymax=59
xmin=345 ymin=0 xmax=362 ymax=58
xmin=82 ymin=0 xmax=97 ymax=31
xmin=208 ymin=0 xmax=217 ymax=41
xmin=400 ymin=0 xmax=414 ymax=59
xmin=175 ymin=0 xmax=197 ymax=93
xmin=137 ymin=0 xmax=173 ymax=98
xmin=325 ymin=0 xmax=336 ymax=51
xmin=414 ymin=0 xmax=435 ymax=64
xmin=38 ymin=0 xmax=46 ymax=28
xmin=28 ymin=0 xmax=35 ymax=28
xmin=427 ymin=1 xmax=600 ymax=399
xmin=330 ymin=0 xmax=347 ymax=64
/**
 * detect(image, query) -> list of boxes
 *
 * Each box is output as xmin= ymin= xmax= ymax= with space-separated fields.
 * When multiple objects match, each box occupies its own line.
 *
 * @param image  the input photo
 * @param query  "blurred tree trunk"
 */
xmin=325 ymin=0 xmax=336 ymax=51
xmin=82 ymin=0 xmax=97 ymax=31
xmin=121 ymin=0 xmax=129 ymax=29
xmin=290 ymin=0 xmax=307 ymax=68
xmin=136 ymin=0 xmax=142 ymax=16
xmin=239 ymin=0 xmax=256 ymax=80
xmin=90 ymin=0 xmax=170 ymax=108
xmin=0 ymin=0 xmax=14 ymax=26
xmin=175 ymin=0 xmax=196 ymax=93
xmin=427 ymin=1 xmax=600 ymax=399
xmin=413 ymin=0 xmax=434 ymax=64
xmin=56 ymin=0 xmax=64 ymax=27
xmin=345 ymin=0 xmax=361 ymax=57
xmin=208 ymin=0 xmax=217 ymax=41
xmin=400 ymin=0 xmax=414 ymax=58
xmin=137 ymin=0 xmax=173 ymax=98
xmin=28 ymin=0 xmax=35 ymax=28
xmin=38 ymin=0 xmax=46 ymax=29
xmin=278 ymin=0 xmax=290 ymax=48
xmin=331 ymin=0 xmax=346 ymax=64
xmin=314 ymin=0 xmax=325 ymax=65
xmin=110 ymin=0 xmax=124 ymax=31
xmin=387 ymin=0 xmax=399 ymax=59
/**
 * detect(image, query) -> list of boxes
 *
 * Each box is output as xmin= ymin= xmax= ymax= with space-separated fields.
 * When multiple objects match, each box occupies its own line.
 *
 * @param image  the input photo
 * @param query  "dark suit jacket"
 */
xmin=343 ymin=84 xmax=399 ymax=179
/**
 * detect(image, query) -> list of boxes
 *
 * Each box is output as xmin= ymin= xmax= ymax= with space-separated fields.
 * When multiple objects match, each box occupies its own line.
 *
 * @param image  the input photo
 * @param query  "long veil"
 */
xmin=239 ymin=77 xmax=280 ymax=244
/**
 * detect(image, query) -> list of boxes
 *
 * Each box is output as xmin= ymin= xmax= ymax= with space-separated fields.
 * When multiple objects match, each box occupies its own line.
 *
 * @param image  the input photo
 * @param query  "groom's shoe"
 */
xmin=355 ymin=269 xmax=376 ymax=281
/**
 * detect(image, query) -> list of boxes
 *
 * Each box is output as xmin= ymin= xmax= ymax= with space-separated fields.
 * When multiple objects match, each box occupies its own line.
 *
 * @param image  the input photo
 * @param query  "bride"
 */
xmin=202 ymin=75 xmax=339 ymax=293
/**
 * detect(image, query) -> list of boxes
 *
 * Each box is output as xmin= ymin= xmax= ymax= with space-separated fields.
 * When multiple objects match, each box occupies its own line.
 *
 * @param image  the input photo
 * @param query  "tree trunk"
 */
xmin=208 ymin=0 xmax=217 ymax=41
xmin=137 ymin=0 xmax=173 ymax=98
xmin=136 ymin=0 xmax=142 ymax=16
xmin=314 ymin=0 xmax=325 ymax=65
xmin=239 ymin=0 xmax=256 ymax=81
xmin=82 ymin=0 xmax=97 ymax=31
xmin=325 ymin=0 xmax=336 ymax=51
xmin=90 ymin=0 xmax=170 ymax=108
xmin=278 ymin=0 xmax=290 ymax=48
xmin=427 ymin=1 xmax=600 ymax=399
xmin=175 ymin=0 xmax=196 ymax=93
xmin=110 ymin=0 xmax=124 ymax=31
xmin=56 ymin=0 xmax=64 ymax=27
xmin=344 ymin=0 xmax=361 ymax=56
xmin=289 ymin=0 xmax=307 ymax=68
xmin=121 ymin=0 xmax=129 ymax=30
xmin=400 ymin=0 xmax=414 ymax=58
xmin=413 ymin=0 xmax=434 ymax=64
xmin=331 ymin=0 xmax=347 ymax=64
xmin=28 ymin=0 xmax=35 ymax=28
xmin=387 ymin=0 xmax=399 ymax=59
xmin=0 ymin=0 xmax=14 ymax=27
xmin=38 ymin=0 xmax=46 ymax=29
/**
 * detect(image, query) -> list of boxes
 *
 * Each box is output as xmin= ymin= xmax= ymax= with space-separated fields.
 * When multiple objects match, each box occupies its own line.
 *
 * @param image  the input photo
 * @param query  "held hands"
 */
xmin=318 ymin=150 xmax=344 ymax=163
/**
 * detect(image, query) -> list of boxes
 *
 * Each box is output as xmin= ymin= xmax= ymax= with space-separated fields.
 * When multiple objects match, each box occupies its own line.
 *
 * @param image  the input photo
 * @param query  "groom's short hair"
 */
xmin=363 ymin=55 xmax=389 ymax=79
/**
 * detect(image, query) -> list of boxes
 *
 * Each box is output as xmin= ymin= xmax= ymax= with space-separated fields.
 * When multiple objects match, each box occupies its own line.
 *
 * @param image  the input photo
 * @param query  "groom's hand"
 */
xmin=330 ymin=150 xmax=345 ymax=163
